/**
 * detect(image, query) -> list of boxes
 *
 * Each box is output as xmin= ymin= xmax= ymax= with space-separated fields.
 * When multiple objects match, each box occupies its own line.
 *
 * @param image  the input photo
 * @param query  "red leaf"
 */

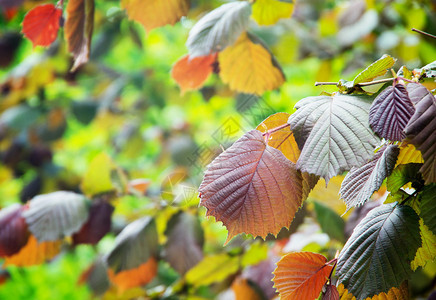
xmin=22 ymin=4 xmax=62 ymax=47
xmin=0 ymin=204 xmax=29 ymax=257
xmin=171 ymin=54 xmax=216 ymax=94
xmin=323 ymin=284 xmax=339 ymax=300
xmin=273 ymin=252 xmax=333 ymax=300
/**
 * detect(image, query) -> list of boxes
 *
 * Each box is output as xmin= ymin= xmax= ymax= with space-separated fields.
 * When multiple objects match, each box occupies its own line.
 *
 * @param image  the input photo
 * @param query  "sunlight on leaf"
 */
xmin=395 ymin=143 xmax=423 ymax=167
xmin=231 ymin=277 xmax=262 ymax=300
xmin=81 ymin=153 xmax=116 ymax=197
xmin=108 ymin=258 xmax=158 ymax=293
xmin=353 ymin=54 xmax=396 ymax=85
xmin=411 ymin=219 xmax=436 ymax=271
xmin=337 ymin=281 xmax=409 ymax=300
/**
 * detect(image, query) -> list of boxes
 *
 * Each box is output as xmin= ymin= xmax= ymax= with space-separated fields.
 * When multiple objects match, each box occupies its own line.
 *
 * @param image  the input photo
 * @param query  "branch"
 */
xmin=412 ymin=28 xmax=436 ymax=40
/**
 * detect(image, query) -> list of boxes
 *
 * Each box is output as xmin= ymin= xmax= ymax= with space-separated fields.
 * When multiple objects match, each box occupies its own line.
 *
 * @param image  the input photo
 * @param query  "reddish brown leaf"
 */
xmin=171 ymin=54 xmax=216 ymax=94
xmin=108 ymin=257 xmax=158 ymax=293
xmin=0 ymin=204 xmax=29 ymax=257
xmin=72 ymin=200 xmax=114 ymax=245
xmin=4 ymin=235 xmax=61 ymax=267
xmin=22 ymin=4 xmax=62 ymax=47
xmin=199 ymin=130 xmax=303 ymax=242
xmin=324 ymin=284 xmax=340 ymax=300
xmin=65 ymin=0 xmax=94 ymax=71
xmin=273 ymin=252 xmax=333 ymax=300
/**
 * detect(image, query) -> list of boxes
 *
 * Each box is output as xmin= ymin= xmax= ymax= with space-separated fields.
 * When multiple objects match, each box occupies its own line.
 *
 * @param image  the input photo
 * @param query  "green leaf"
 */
xmin=411 ymin=219 xmax=436 ymax=271
xmin=386 ymin=163 xmax=423 ymax=193
xmin=106 ymin=217 xmax=158 ymax=273
xmin=340 ymin=145 xmax=399 ymax=210
xmin=353 ymin=54 xmax=396 ymax=85
xmin=185 ymin=253 xmax=240 ymax=287
xmin=0 ymin=104 xmax=40 ymax=130
xmin=81 ymin=153 xmax=116 ymax=197
xmin=23 ymin=191 xmax=90 ymax=242
xmin=288 ymin=93 xmax=380 ymax=182
xmin=336 ymin=203 xmax=421 ymax=299
xmin=420 ymin=184 xmax=436 ymax=235
xmin=164 ymin=212 xmax=204 ymax=275
xmin=405 ymin=83 xmax=436 ymax=184
xmin=186 ymin=1 xmax=251 ymax=57
xmin=313 ymin=201 xmax=345 ymax=242
xmin=241 ymin=242 xmax=268 ymax=267
xmin=369 ymin=84 xmax=415 ymax=141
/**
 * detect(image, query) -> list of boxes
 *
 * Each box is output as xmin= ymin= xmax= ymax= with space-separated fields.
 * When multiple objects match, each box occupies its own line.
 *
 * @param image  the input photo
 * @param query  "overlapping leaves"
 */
xmin=199 ymin=130 xmax=303 ymax=241
xmin=288 ymin=93 xmax=379 ymax=182
xmin=340 ymin=145 xmax=399 ymax=209
xmin=336 ymin=203 xmax=420 ymax=299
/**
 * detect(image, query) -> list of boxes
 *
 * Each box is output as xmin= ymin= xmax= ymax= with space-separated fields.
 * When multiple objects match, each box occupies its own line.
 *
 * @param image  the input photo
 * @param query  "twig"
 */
xmin=412 ymin=28 xmax=436 ymax=40
xmin=261 ymin=123 xmax=289 ymax=136
xmin=314 ymin=82 xmax=338 ymax=86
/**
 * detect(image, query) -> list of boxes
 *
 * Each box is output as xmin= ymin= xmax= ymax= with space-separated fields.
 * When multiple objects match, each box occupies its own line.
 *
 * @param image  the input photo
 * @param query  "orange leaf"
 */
xmin=273 ymin=252 xmax=333 ymax=300
xmin=4 ymin=235 xmax=61 ymax=267
xmin=256 ymin=112 xmax=300 ymax=163
xmin=108 ymin=257 xmax=158 ymax=293
xmin=199 ymin=130 xmax=303 ymax=243
xmin=65 ymin=0 xmax=94 ymax=71
xmin=22 ymin=4 xmax=62 ymax=47
xmin=128 ymin=178 xmax=151 ymax=195
xmin=232 ymin=277 xmax=262 ymax=300
xmin=121 ymin=0 xmax=189 ymax=32
xmin=218 ymin=32 xmax=285 ymax=95
xmin=171 ymin=54 xmax=216 ymax=94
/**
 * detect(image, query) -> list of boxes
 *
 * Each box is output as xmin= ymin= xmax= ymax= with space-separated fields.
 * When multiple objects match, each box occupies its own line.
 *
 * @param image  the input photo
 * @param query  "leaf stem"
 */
xmin=355 ymin=78 xmax=395 ymax=87
xmin=314 ymin=82 xmax=338 ymax=86
xmin=412 ymin=28 xmax=436 ymax=39
xmin=261 ymin=123 xmax=289 ymax=138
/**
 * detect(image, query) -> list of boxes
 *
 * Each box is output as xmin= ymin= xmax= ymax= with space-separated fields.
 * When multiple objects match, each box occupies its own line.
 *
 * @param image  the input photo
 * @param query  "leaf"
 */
xmin=288 ymin=93 xmax=380 ymax=182
xmin=171 ymin=54 xmax=216 ymax=94
xmin=0 ymin=204 xmax=29 ymax=257
xmin=336 ymin=203 xmax=420 ymax=299
xmin=395 ymin=143 xmax=423 ymax=167
xmin=386 ymin=163 xmax=423 ymax=193
xmin=404 ymin=83 xmax=436 ymax=184
xmin=4 ymin=235 xmax=61 ymax=267
xmin=65 ymin=0 xmax=95 ymax=71
xmin=78 ymin=258 xmax=110 ymax=296
xmin=353 ymin=54 xmax=396 ymax=85
xmin=411 ymin=219 xmax=436 ymax=270
xmin=198 ymin=130 xmax=303 ymax=242
xmin=186 ymin=1 xmax=251 ymax=57
xmin=340 ymin=145 xmax=399 ymax=209
xmin=323 ymin=284 xmax=339 ymax=300
xmin=164 ymin=212 xmax=204 ymax=275
xmin=232 ymin=277 xmax=262 ymax=300
xmin=241 ymin=242 xmax=268 ymax=267
xmin=218 ymin=33 xmax=285 ymax=95
xmin=22 ymin=4 xmax=62 ymax=48
xmin=251 ymin=0 xmax=294 ymax=26
xmin=81 ymin=153 xmax=116 ymax=197
xmin=185 ymin=253 xmax=240 ymax=287
xmin=272 ymin=252 xmax=333 ymax=300
xmin=256 ymin=112 xmax=300 ymax=163
xmin=313 ymin=201 xmax=345 ymax=242
xmin=337 ymin=282 xmax=409 ymax=300
xmin=72 ymin=200 xmax=114 ymax=245
xmin=108 ymin=258 xmax=158 ymax=292
xmin=369 ymin=84 xmax=415 ymax=141
xmin=23 ymin=191 xmax=90 ymax=242
xmin=106 ymin=217 xmax=158 ymax=273
xmin=121 ymin=0 xmax=189 ymax=32
xmin=420 ymin=184 xmax=436 ymax=235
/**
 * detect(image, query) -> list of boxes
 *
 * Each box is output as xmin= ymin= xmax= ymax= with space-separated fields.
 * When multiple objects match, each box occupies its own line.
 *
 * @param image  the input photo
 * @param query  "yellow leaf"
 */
xmin=121 ymin=0 xmax=189 ymax=32
xmin=241 ymin=242 xmax=268 ymax=267
xmin=218 ymin=32 xmax=285 ymax=95
xmin=232 ymin=277 xmax=262 ymax=300
xmin=337 ymin=282 xmax=409 ymax=300
xmin=251 ymin=0 xmax=294 ymax=26
xmin=256 ymin=112 xmax=300 ymax=163
xmin=185 ymin=253 xmax=239 ymax=287
xmin=81 ymin=153 xmax=116 ymax=197
xmin=411 ymin=219 xmax=436 ymax=271
xmin=395 ymin=143 xmax=423 ymax=167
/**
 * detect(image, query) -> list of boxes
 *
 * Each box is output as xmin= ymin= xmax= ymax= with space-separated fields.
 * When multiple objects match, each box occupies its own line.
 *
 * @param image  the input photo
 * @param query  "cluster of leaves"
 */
xmin=199 ymin=54 xmax=436 ymax=298
xmin=1 ymin=0 xmax=436 ymax=299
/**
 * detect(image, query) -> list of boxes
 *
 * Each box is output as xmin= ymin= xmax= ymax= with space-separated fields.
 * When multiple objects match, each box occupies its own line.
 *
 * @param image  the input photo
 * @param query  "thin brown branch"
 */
xmin=412 ymin=28 xmax=436 ymax=40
